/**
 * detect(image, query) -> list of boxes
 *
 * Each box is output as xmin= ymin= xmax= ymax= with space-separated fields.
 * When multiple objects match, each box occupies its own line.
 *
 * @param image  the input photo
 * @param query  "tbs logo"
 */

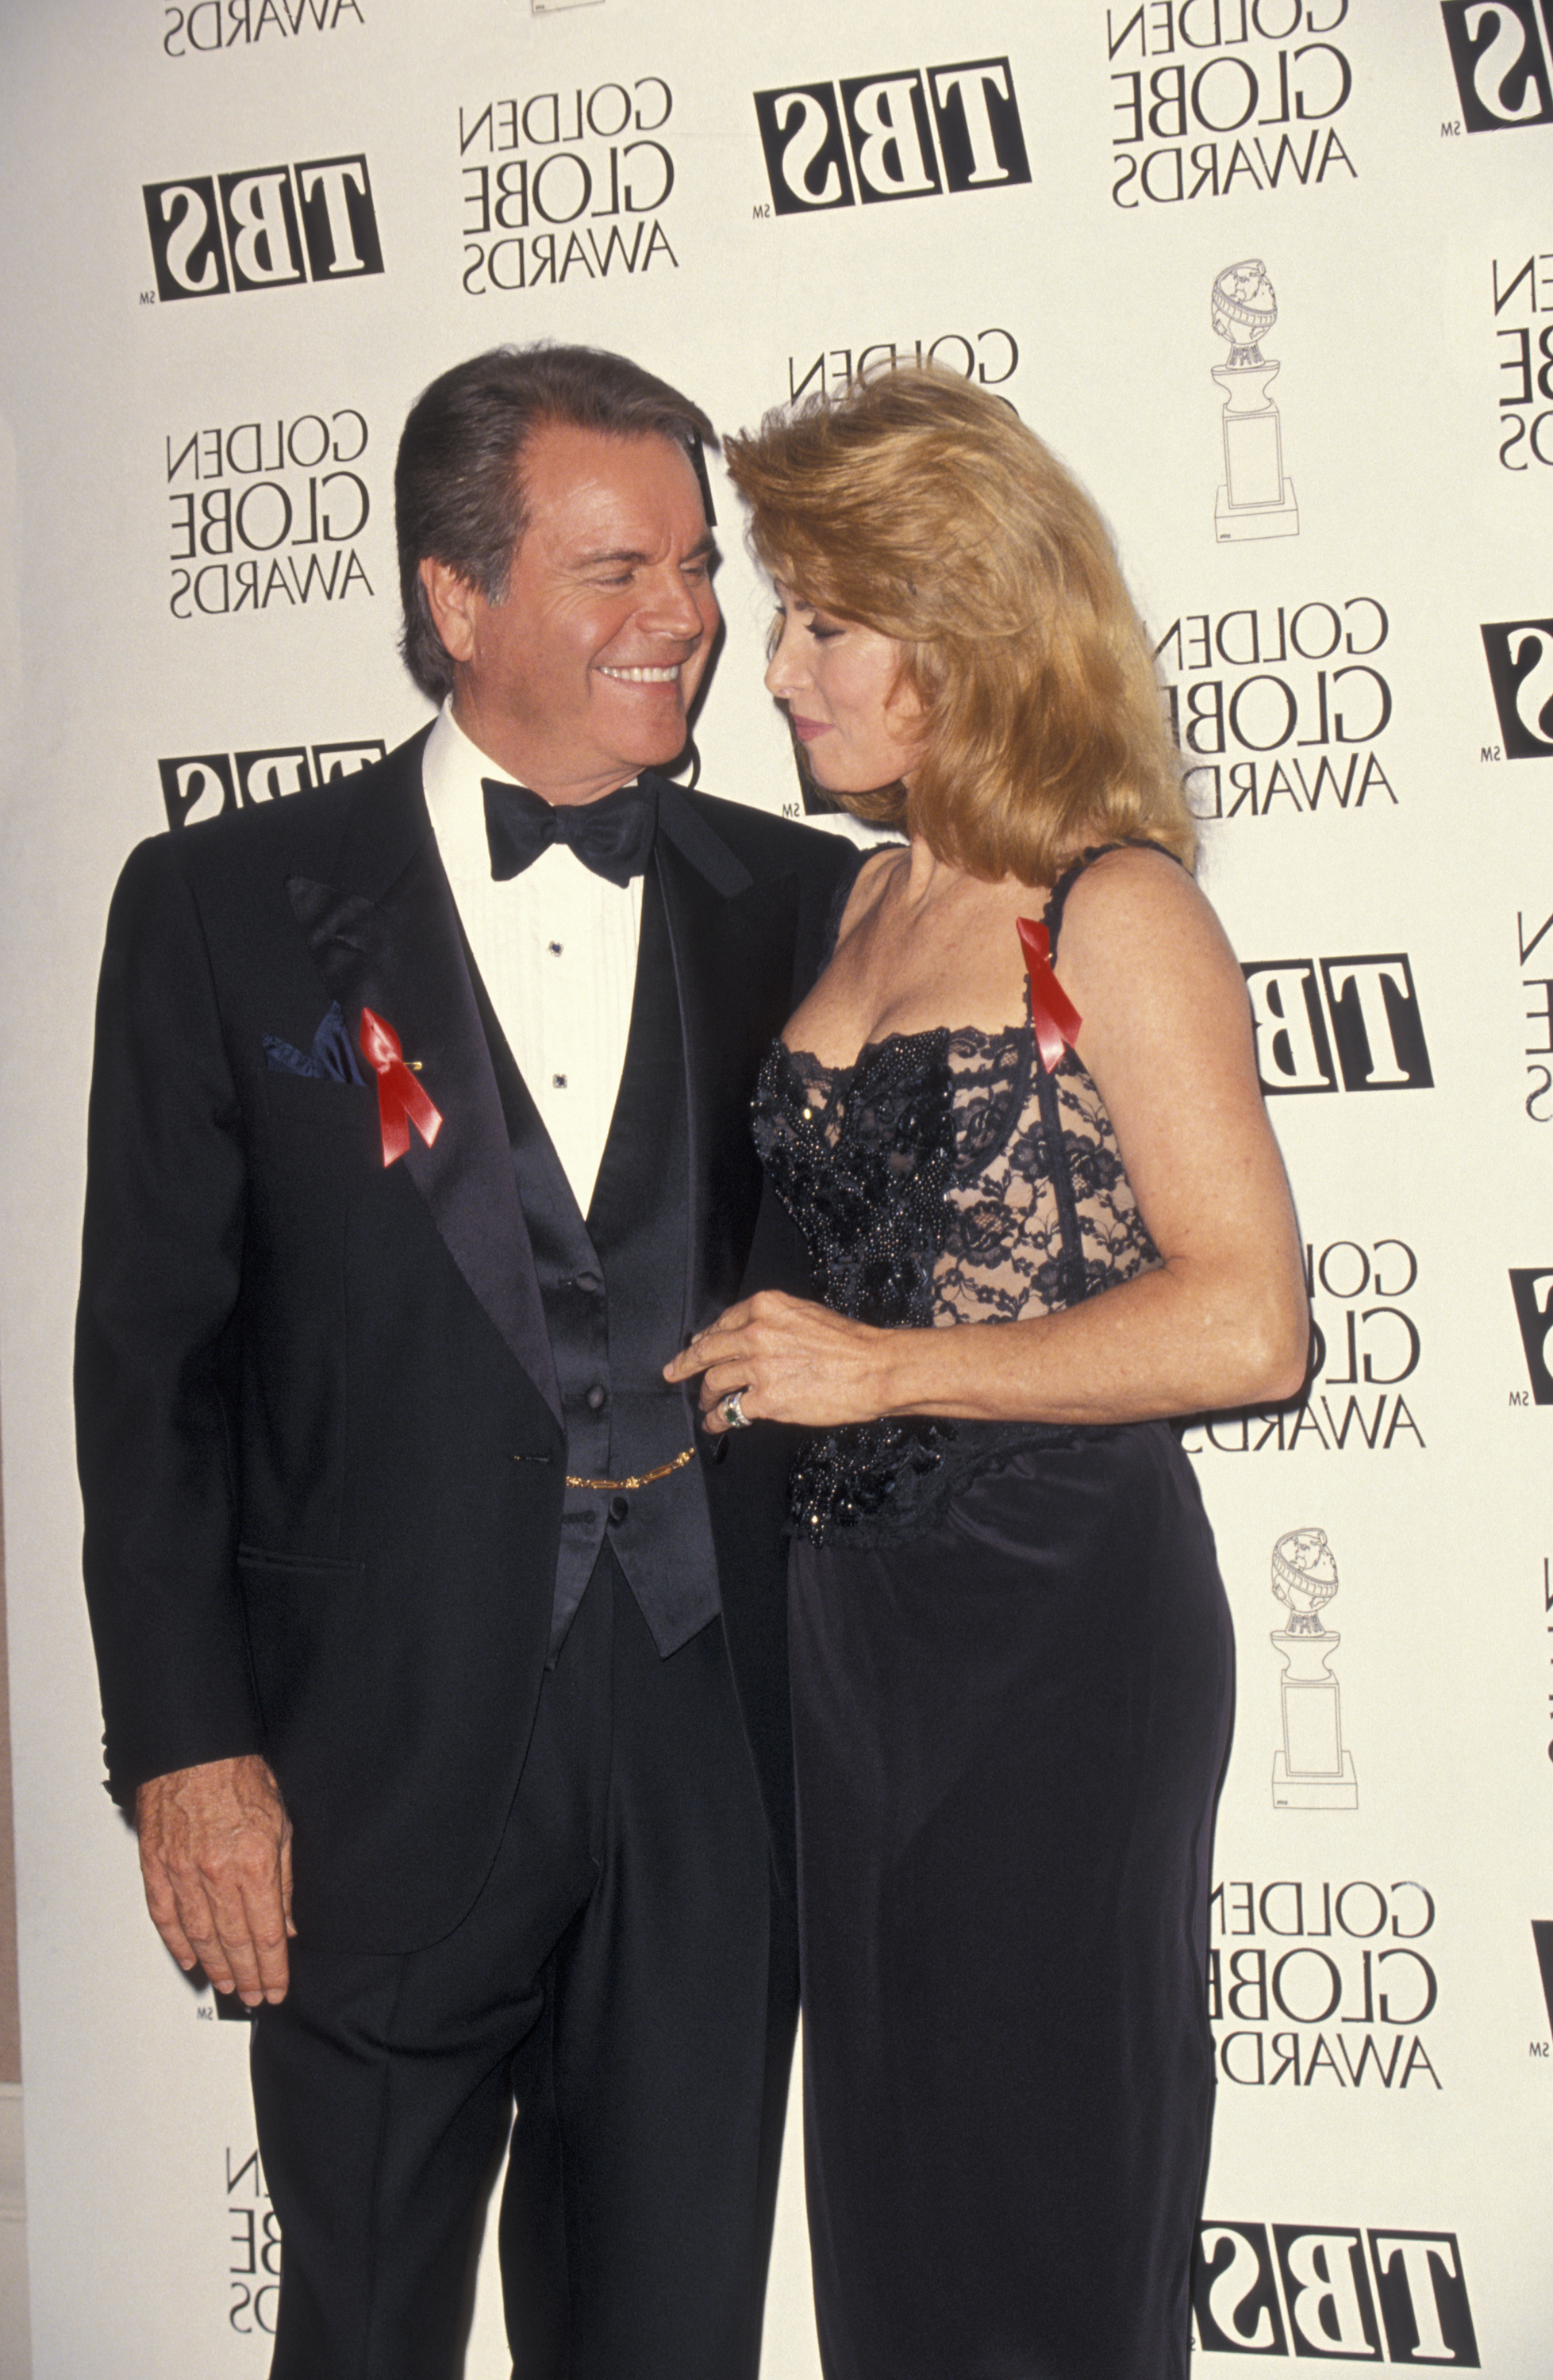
xmin=1442 ymin=0 xmax=1553 ymax=129
xmin=1482 ymin=619 xmax=1553 ymax=757
xmin=754 ymin=60 xmax=1029 ymax=213
xmin=1243 ymin=957 xmax=1433 ymax=1096
xmin=1509 ymin=1269 xmax=1553 ymax=1402
xmin=144 ymin=155 xmax=383 ymax=300
xmin=159 ymin=740 xmax=384 ymax=829
xmin=1534 ymin=1918 xmax=1553 ymax=2025
xmin=1194 ymin=2222 xmax=1478 ymax=2363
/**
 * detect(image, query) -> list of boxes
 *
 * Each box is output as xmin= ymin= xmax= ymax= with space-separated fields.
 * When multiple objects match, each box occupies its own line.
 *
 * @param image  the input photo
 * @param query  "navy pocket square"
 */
xmin=263 ymin=1001 xmax=367 ymax=1086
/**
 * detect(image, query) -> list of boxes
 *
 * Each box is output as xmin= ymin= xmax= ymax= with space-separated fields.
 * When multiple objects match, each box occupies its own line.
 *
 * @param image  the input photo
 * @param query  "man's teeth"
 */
xmin=599 ymin=665 xmax=679 ymax=683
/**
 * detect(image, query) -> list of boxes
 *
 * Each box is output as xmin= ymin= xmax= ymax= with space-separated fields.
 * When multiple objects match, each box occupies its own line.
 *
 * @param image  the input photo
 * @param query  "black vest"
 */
xmin=471 ymin=860 xmax=721 ymax=1660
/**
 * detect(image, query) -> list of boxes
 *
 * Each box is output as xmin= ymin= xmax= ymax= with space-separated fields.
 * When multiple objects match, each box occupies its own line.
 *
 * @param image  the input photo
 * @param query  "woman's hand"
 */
xmin=664 ymin=1292 xmax=895 ymax=1434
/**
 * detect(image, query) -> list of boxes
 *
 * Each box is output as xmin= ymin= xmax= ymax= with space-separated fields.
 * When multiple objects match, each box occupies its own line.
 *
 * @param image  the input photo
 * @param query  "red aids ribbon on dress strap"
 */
xmin=1016 ymin=919 xmax=1083 ymax=1072
xmin=358 ymin=1008 xmax=443 ymax=1167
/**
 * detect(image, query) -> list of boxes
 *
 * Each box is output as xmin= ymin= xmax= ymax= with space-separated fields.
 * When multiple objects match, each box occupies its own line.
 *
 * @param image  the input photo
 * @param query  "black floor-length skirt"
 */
xmin=788 ymin=1422 xmax=1232 ymax=2380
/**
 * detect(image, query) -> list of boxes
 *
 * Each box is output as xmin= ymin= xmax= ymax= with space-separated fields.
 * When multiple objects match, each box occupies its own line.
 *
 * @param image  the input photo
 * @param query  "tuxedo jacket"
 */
xmin=75 ymin=729 xmax=857 ymax=1954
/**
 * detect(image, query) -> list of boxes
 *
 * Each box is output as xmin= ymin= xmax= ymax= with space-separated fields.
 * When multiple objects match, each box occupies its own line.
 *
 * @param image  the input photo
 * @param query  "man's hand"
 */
xmin=136 ymin=1755 xmax=294 ymax=2006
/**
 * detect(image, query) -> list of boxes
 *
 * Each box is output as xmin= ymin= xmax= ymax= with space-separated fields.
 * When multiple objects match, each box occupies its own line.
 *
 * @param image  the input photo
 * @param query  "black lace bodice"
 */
xmin=752 ymin=855 xmax=1165 ymax=1541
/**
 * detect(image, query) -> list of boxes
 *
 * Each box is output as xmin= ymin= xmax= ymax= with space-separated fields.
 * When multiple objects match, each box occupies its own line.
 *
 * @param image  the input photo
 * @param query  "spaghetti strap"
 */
xmin=1044 ymin=837 xmax=1185 ymax=961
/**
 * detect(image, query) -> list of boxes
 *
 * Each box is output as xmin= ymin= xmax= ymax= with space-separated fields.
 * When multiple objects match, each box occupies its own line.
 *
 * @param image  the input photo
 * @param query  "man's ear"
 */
xmin=419 ymin=556 xmax=481 ymax=667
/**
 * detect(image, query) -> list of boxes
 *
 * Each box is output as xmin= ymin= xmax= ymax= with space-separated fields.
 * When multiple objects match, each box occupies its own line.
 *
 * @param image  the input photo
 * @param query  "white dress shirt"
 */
xmin=421 ymin=703 xmax=643 ymax=1215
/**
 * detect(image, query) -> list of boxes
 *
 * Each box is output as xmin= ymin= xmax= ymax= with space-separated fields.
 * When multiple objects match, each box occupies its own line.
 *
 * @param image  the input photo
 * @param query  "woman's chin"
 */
xmin=796 ymin=750 xmax=895 ymax=804
xmin=794 ymin=745 xmax=839 ymax=793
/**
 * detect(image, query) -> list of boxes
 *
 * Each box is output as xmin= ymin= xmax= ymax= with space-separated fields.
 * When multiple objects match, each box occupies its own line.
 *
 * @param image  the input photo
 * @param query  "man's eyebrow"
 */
xmin=570 ymin=534 xmax=721 ymax=570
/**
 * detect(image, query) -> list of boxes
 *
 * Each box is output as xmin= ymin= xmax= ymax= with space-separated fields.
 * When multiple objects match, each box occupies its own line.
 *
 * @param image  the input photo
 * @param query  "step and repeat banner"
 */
xmin=1 ymin=0 xmax=1550 ymax=2370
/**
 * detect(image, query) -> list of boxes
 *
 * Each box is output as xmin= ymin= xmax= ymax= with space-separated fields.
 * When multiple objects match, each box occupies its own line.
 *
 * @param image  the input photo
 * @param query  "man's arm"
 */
xmin=76 ymin=839 xmax=286 ymax=1994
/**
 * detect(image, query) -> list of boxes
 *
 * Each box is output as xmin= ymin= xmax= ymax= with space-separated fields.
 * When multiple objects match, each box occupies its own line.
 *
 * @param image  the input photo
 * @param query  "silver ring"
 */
xmin=721 ymin=1389 xmax=751 ymax=1430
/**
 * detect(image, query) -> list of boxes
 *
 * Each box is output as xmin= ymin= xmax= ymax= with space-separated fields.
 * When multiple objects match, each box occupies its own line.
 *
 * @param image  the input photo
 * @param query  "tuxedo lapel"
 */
xmin=653 ymin=783 xmax=800 ymax=1335
xmin=285 ymin=739 xmax=563 ymax=1427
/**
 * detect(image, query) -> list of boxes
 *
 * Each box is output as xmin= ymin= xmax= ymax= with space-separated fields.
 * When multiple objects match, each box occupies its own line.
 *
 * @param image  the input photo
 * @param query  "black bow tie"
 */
xmin=482 ymin=776 xmax=659 ymax=889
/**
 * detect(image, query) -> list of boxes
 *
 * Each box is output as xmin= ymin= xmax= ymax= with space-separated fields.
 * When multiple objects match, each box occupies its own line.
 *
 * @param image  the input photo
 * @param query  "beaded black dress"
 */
xmin=752 ymin=849 xmax=1232 ymax=2380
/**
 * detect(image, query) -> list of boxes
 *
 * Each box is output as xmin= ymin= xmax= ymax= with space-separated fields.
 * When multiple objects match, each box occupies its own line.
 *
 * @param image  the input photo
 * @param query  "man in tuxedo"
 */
xmin=75 ymin=344 xmax=856 ymax=2378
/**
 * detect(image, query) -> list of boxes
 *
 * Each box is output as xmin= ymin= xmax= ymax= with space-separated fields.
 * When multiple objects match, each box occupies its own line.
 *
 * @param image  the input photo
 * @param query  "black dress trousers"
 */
xmin=251 ymin=1551 xmax=796 ymax=2380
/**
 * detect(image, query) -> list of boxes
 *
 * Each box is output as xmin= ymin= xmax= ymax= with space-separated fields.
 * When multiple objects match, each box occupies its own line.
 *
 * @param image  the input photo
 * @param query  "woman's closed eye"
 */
xmin=775 ymin=603 xmax=843 ymax=644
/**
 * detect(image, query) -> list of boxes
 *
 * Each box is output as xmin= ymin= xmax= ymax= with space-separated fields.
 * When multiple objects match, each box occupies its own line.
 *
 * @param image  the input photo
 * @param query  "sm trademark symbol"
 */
xmin=1441 ymin=119 xmax=1463 ymax=135
xmin=1511 ymin=1388 xmax=1531 ymax=1405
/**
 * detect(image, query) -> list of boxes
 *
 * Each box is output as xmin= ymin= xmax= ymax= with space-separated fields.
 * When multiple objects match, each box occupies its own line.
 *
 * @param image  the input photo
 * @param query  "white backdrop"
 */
xmin=2 ymin=0 xmax=1551 ymax=2370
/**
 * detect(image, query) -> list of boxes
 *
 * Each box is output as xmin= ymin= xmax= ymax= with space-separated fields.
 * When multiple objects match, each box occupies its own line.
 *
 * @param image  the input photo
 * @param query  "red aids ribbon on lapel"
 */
xmin=1016 ymin=919 xmax=1083 ymax=1072
xmin=358 ymin=1008 xmax=443 ymax=1167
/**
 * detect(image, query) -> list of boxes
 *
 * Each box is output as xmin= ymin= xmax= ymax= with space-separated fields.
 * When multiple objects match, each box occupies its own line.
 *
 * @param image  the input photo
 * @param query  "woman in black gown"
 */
xmin=666 ymin=367 xmax=1309 ymax=2380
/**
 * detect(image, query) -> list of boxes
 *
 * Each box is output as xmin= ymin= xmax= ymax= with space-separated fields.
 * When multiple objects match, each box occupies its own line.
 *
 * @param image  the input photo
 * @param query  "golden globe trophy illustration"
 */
xmin=1270 ymin=1526 xmax=1357 ymax=1809
xmin=1211 ymin=259 xmax=1299 ymax=543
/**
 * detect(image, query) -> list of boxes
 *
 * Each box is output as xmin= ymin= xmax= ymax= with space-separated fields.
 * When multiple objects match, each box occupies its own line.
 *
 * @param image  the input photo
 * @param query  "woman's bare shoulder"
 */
xmin=1051 ymin=846 xmax=1250 ymax=1055
xmin=1055 ymin=843 xmax=1217 ymax=955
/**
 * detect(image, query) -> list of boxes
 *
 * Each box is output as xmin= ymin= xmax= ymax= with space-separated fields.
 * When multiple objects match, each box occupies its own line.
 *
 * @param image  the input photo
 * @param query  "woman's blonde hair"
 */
xmin=723 ymin=365 xmax=1196 ymax=885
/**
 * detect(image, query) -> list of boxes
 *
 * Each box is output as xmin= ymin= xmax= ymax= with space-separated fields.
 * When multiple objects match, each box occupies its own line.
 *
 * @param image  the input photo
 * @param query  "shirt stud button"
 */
xmin=585 ymin=1384 xmax=607 ymax=1412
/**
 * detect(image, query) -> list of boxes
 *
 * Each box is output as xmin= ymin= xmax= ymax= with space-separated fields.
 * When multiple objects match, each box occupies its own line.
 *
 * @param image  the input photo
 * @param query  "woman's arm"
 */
xmin=667 ymin=846 xmax=1309 ymax=1431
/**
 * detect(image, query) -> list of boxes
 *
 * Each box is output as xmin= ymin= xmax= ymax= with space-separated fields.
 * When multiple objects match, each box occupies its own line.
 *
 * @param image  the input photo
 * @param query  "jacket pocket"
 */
xmin=236 ymin=1543 xmax=364 ymax=1579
